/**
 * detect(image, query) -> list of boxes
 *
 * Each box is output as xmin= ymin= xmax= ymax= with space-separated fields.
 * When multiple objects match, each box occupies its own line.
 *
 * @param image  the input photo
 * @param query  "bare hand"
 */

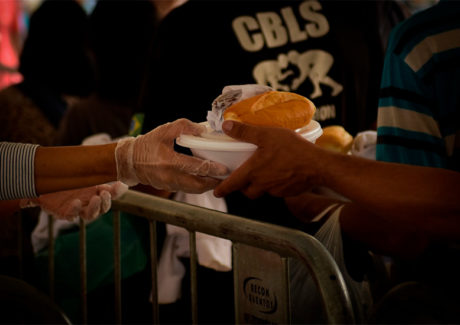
xmin=214 ymin=121 xmax=326 ymax=199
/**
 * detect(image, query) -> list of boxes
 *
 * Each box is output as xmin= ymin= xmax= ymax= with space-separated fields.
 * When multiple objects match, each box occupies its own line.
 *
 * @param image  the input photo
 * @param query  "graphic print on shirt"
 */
xmin=232 ymin=0 xmax=343 ymax=122
xmin=252 ymin=49 xmax=343 ymax=98
xmin=253 ymin=56 xmax=294 ymax=91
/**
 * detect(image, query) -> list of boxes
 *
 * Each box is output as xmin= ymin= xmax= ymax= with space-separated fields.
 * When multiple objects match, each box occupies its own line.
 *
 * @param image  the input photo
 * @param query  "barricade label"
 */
xmin=234 ymin=244 xmax=289 ymax=324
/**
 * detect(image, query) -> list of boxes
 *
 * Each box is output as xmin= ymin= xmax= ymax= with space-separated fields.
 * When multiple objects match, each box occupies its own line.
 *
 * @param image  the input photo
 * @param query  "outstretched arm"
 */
xmin=36 ymin=119 xmax=228 ymax=195
xmin=1 ymin=119 xmax=228 ymax=200
xmin=285 ymin=191 xmax=430 ymax=258
xmin=214 ymin=121 xmax=460 ymax=239
xmin=34 ymin=143 xmax=117 ymax=195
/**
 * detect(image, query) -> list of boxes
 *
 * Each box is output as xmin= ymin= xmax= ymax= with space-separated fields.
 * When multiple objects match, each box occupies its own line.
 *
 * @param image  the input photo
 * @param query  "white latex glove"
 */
xmin=20 ymin=182 xmax=128 ymax=221
xmin=115 ymin=118 xmax=228 ymax=193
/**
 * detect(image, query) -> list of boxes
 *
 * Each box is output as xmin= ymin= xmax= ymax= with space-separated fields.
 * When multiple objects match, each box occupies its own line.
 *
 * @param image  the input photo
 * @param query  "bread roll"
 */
xmin=223 ymin=91 xmax=316 ymax=130
xmin=315 ymin=125 xmax=353 ymax=154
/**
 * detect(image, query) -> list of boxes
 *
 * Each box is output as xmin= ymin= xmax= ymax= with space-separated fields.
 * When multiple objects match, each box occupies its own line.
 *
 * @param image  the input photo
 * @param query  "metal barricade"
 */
xmin=48 ymin=189 xmax=355 ymax=324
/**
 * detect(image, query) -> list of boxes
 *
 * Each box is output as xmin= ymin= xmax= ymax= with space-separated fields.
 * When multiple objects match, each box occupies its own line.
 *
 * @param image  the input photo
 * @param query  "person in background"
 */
xmin=214 ymin=119 xmax=459 ymax=322
xmin=215 ymin=0 xmax=460 ymax=322
xmin=139 ymin=0 xmax=411 ymax=231
xmin=140 ymin=0 xmax=409 ymax=136
xmin=137 ymin=1 xmax=410 ymax=322
xmin=0 ymin=0 xmax=95 ymax=279
xmin=53 ymin=2 xmax=194 ymax=322
xmin=56 ymin=0 xmax=158 ymax=146
xmin=214 ymin=120 xmax=459 ymax=253
xmin=0 ymin=0 xmax=95 ymax=146
xmin=373 ymin=0 xmax=460 ymax=322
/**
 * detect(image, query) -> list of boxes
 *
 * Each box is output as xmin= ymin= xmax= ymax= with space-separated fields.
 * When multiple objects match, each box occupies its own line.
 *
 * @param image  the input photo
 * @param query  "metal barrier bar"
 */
xmin=189 ymin=231 xmax=198 ymax=324
xmin=79 ymin=218 xmax=88 ymax=324
xmin=232 ymin=245 xmax=239 ymax=322
xmin=149 ymin=220 xmax=159 ymax=323
xmin=112 ymin=190 xmax=355 ymax=324
xmin=113 ymin=211 xmax=122 ymax=324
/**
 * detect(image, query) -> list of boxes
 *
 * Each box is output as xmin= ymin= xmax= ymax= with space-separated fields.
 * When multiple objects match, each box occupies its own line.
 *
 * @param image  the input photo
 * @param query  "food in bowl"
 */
xmin=177 ymin=84 xmax=322 ymax=176
xmin=176 ymin=120 xmax=322 ymax=176
xmin=207 ymin=84 xmax=316 ymax=132
xmin=223 ymin=90 xmax=316 ymax=130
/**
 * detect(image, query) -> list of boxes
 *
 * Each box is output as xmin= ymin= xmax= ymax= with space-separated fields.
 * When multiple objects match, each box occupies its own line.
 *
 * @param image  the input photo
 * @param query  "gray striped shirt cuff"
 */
xmin=0 ymin=142 xmax=39 ymax=200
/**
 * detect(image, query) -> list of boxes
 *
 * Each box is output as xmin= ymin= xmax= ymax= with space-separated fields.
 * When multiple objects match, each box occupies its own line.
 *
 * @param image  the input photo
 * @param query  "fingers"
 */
xmin=107 ymin=181 xmax=129 ymax=200
xmin=56 ymin=198 xmax=81 ymax=221
xmin=37 ymin=184 xmax=122 ymax=221
xmin=99 ymin=190 xmax=112 ymax=214
xmin=82 ymin=196 xmax=103 ymax=220
xmin=241 ymin=184 xmax=265 ymax=200
xmin=174 ymin=118 xmax=206 ymax=136
xmin=63 ymin=188 xmax=112 ymax=221
xmin=170 ymin=174 xmax=222 ymax=194
xmin=214 ymin=166 xmax=251 ymax=198
xmin=174 ymin=153 xmax=229 ymax=177
xmin=221 ymin=121 xmax=267 ymax=146
xmin=160 ymin=118 xmax=206 ymax=138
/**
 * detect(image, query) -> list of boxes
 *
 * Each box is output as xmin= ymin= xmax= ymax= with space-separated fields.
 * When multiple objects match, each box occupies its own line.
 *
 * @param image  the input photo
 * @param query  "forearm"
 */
xmin=317 ymin=152 xmax=460 ymax=236
xmin=284 ymin=191 xmax=345 ymax=223
xmin=284 ymin=190 xmax=431 ymax=258
xmin=35 ymin=143 xmax=118 ymax=195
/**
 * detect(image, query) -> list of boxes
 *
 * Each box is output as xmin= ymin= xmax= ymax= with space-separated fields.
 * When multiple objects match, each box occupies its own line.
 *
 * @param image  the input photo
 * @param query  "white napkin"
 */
xmin=31 ymin=210 xmax=80 ymax=253
xmin=157 ymin=190 xmax=232 ymax=304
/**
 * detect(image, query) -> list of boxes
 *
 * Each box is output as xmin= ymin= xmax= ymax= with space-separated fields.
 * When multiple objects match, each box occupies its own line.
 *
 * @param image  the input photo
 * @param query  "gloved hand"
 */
xmin=115 ymin=118 xmax=228 ymax=193
xmin=20 ymin=182 xmax=128 ymax=221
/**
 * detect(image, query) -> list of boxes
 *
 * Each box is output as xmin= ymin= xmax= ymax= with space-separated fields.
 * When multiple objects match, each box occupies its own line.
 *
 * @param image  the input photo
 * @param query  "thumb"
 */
xmin=108 ymin=181 xmax=129 ymax=200
xmin=222 ymin=121 xmax=266 ymax=146
xmin=157 ymin=118 xmax=205 ymax=139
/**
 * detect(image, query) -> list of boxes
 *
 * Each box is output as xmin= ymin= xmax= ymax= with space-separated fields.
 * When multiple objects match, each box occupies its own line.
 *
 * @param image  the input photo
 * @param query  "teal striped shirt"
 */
xmin=376 ymin=1 xmax=460 ymax=172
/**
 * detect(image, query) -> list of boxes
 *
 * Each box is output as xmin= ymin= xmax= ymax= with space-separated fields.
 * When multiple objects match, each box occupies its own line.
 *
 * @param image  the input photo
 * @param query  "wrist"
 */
xmin=114 ymin=137 xmax=139 ymax=186
xmin=309 ymin=146 xmax=336 ymax=188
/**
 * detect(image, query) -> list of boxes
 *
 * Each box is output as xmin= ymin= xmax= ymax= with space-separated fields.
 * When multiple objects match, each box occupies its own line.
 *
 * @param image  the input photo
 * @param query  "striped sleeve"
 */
xmin=0 ymin=142 xmax=39 ymax=200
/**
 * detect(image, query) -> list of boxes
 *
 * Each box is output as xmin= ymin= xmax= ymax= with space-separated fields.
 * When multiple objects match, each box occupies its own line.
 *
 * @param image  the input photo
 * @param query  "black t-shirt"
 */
xmin=141 ymin=0 xmax=407 ymax=135
xmin=139 ymin=0 xmax=407 ymax=223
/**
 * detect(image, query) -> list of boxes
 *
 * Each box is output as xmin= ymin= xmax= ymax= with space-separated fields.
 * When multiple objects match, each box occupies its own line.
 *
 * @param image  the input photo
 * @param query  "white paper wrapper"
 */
xmin=351 ymin=130 xmax=377 ymax=160
xmin=207 ymin=84 xmax=273 ymax=132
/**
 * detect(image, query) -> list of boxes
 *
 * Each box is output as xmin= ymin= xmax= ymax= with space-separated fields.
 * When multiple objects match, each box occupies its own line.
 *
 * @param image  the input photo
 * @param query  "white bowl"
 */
xmin=176 ymin=120 xmax=322 ymax=177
